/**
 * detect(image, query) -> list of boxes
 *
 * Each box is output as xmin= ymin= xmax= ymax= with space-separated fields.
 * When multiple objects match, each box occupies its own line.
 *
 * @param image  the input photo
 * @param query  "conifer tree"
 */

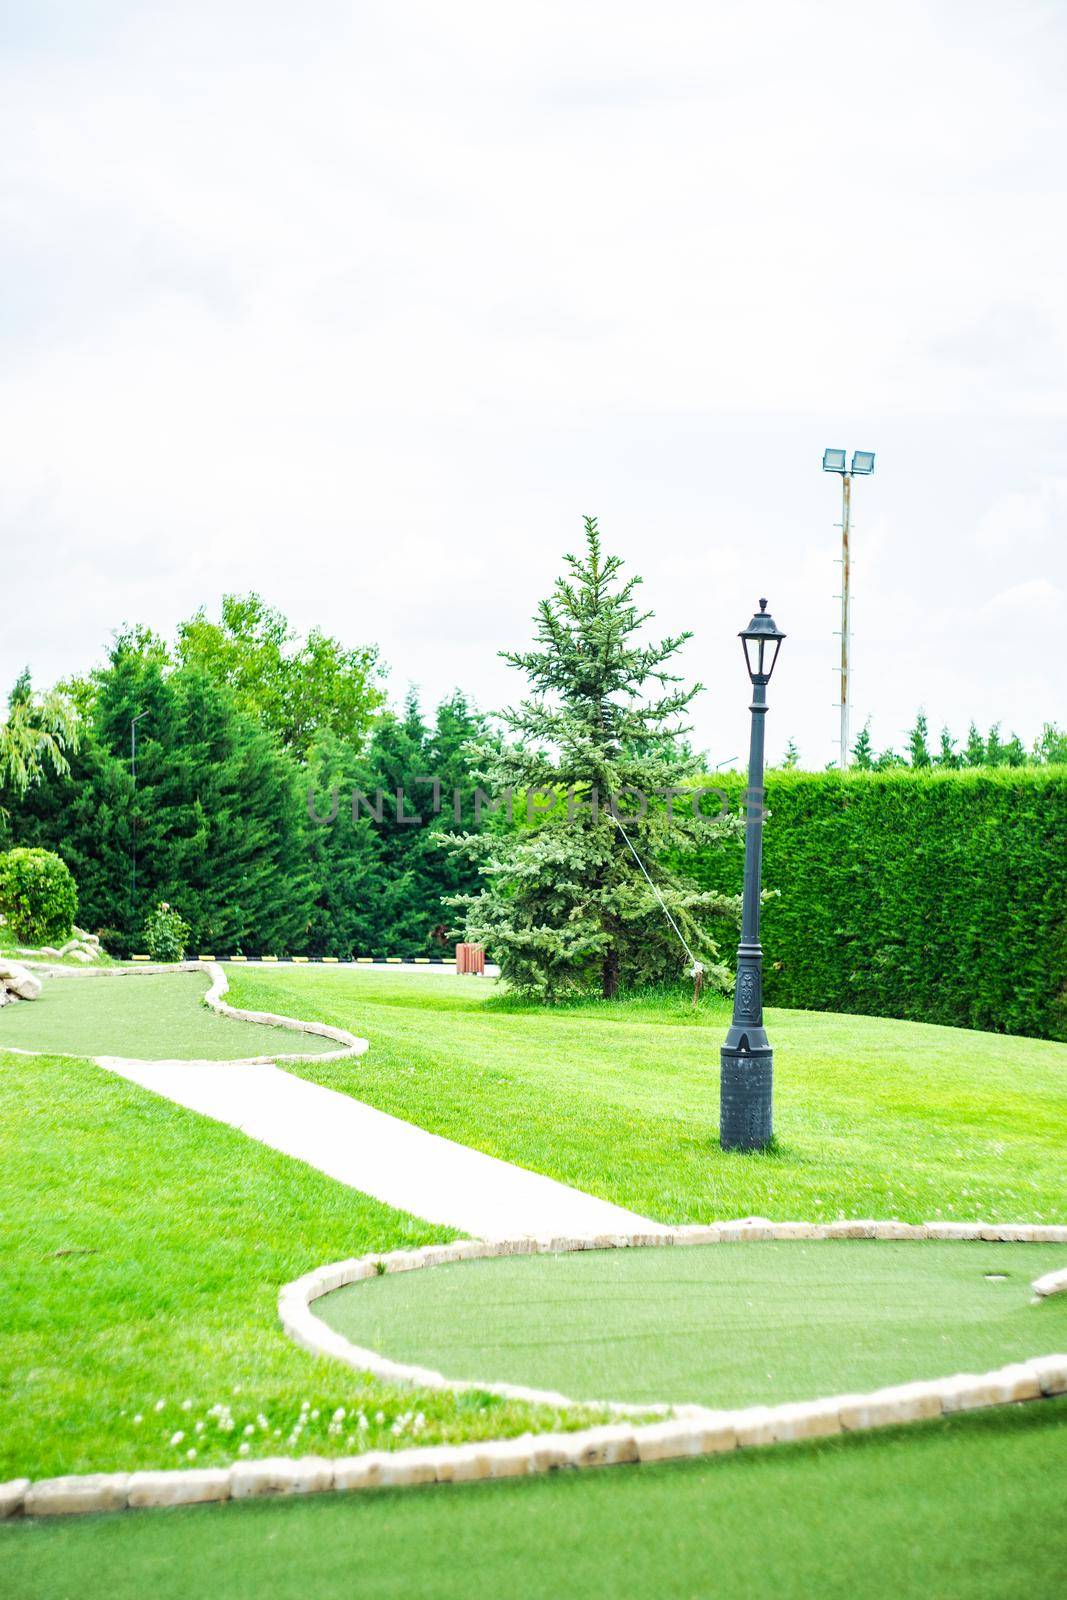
xmin=448 ymin=518 xmax=740 ymax=999
xmin=851 ymin=720 xmax=875 ymax=770
xmin=907 ymin=711 xmax=932 ymax=768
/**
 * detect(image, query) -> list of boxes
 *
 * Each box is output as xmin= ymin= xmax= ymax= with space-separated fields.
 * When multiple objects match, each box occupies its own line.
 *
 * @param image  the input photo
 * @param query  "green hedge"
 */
xmin=0 ymin=847 xmax=79 ymax=948
xmin=680 ymin=768 xmax=1067 ymax=1041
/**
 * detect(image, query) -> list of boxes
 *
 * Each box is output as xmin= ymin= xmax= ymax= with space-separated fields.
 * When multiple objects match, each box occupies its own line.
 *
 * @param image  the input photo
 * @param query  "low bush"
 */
xmin=0 ymin=847 xmax=78 ymax=946
xmin=142 ymin=901 xmax=190 ymax=963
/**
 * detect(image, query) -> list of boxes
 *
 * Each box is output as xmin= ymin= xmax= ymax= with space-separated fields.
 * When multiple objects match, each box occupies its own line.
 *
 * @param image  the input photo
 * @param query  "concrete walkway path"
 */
xmin=97 ymin=1055 xmax=660 ymax=1240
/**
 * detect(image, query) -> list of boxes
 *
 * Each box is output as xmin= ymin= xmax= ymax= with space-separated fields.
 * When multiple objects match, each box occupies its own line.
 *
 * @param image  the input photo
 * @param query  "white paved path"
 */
xmin=97 ymin=1055 xmax=660 ymax=1240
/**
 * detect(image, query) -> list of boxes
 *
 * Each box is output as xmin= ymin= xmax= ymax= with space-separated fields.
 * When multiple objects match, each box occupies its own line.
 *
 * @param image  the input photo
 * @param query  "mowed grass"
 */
xmin=0 ymin=971 xmax=335 ymax=1059
xmin=4 ymin=1401 xmax=1067 ymax=1600
xmin=226 ymin=968 xmax=1067 ymax=1224
xmin=320 ymin=1240 xmax=1067 ymax=1409
xmin=0 ymin=1051 xmax=594 ymax=1482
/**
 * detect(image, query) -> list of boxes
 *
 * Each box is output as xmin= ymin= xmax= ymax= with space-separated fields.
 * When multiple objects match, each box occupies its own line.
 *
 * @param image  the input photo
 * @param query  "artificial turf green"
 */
xmin=319 ymin=1240 xmax=1067 ymax=1408
xmin=226 ymin=967 xmax=1067 ymax=1224
xmin=0 ymin=971 xmax=335 ymax=1059
xmin=3 ymin=1400 xmax=1066 ymax=1600
xmin=0 ymin=1052 xmax=591 ymax=1482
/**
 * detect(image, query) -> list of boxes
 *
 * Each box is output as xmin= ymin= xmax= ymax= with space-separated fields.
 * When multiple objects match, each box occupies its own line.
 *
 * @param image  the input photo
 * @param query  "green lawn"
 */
xmin=4 ymin=1401 xmax=1066 ymax=1600
xmin=0 ymin=971 xmax=335 ymax=1059
xmin=319 ymin=1240 xmax=1067 ymax=1409
xmin=0 ymin=1051 xmax=590 ymax=1483
xmin=3 ymin=969 xmax=1066 ymax=1600
xmin=226 ymin=968 xmax=1067 ymax=1223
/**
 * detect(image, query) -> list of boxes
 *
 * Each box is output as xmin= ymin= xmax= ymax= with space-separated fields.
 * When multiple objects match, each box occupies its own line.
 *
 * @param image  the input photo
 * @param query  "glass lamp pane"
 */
xmin=851 ymin=451 xmax=875 ymax=474
xmin=823 ymin=449 xmax=846 ymax=472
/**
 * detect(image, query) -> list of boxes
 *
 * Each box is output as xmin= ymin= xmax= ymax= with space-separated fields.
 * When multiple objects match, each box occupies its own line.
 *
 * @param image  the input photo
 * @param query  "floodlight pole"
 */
xmin=130 ymin=710 xmax=148 ymax=933
xmin=839 ymin=471 xmax=851 ymax=768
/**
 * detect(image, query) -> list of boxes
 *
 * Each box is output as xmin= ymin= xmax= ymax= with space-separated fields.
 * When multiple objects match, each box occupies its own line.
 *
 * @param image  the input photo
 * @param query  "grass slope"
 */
xmin=4 ymin=1401 xmax=1067 ymax=1600
xmin=320 ymin=1241 xmax=1067 ymax=1408
xmin=0 ymin=971 xmax=335 ymax=1059
xmin=226 ymin=968 xmax=1067 ymax=1223
xmin=0 ymin=1052 xmax=591 ymax=1482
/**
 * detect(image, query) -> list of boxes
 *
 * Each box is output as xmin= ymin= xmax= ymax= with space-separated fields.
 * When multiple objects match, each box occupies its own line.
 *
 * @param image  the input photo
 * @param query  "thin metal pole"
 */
xmin=130 ymin=711 xmax=147 ymax=931
xmin=840 ymin=472 xmax=851 ymax=767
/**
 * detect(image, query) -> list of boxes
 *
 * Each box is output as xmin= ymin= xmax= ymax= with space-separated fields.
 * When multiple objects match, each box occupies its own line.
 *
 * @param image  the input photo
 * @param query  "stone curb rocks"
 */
xmin=7 ymin=1220 xmax=1067 ymax=1518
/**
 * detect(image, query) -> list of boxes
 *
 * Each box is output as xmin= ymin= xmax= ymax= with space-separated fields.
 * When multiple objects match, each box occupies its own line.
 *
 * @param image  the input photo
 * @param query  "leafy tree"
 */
xmin=2 ymin=635 xmax=314 ymax=953
xmin=177 ymin=593 xmax=384 ymax=756
xmin=907 ymin=711 xmax=932 ymax=768
xmin=0 ymin=671 xmax=80 ymax=800
xmin=448 ymin=517 xmax=740 ymax=999
xmin=851 ymin=720 xmax=875 ymax=770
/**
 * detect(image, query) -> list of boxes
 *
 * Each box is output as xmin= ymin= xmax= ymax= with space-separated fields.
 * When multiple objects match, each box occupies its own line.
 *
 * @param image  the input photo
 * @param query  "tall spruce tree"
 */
xmin=448 ymin=517 xmax=740 ymax=999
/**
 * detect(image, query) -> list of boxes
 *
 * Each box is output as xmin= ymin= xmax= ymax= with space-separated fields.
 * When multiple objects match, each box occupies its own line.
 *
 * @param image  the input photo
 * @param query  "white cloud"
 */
xmin=0 ymin=0 xmax=1065 ymax=766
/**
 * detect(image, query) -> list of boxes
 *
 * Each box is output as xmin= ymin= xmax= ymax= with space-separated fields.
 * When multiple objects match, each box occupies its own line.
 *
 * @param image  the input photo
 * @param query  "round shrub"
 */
xmin=0 ymin=847 xmax=79 ymax=947
xmin=143 ymin=901 xmax=190 ymax=963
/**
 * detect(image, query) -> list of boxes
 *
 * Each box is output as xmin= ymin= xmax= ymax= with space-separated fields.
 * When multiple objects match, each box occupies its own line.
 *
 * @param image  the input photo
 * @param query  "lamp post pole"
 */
xmin=720 ymin=599 xmax=785 ymax=1153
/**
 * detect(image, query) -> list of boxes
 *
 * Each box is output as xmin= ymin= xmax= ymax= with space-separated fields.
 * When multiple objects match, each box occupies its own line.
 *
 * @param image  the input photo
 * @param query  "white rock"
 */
xmin=1025 ymin=1355 xmax=1067 ymax=1396
xmin=940 ymin=1364 xmax=1042 ymax=1413
xmin=839 ymin=1382 xmax=943 ymax=1430
xmin=566 ymin=1424 xmax=639 ymax=1468
xmin=333 ymin=1452 xmax=387 ymax=1491
xmin=229 ymin=1456 xmax=333 ymax=1499
xmin=766 ymin=1398 xmax=845 ymax=1442
xmin=635 ymin=1420 xmax=707 ymax=1463
xmin=127 ymin=1468 xmax=231 ymax=1508
xmin=0 ymin=961 xmax=41 ymax=1000
xmin=24 ymin=1473 xmax=129 ymax=1516
xmin=0 ymin=1479 xmax=29 ymax=1518
xmin=1032 ymin=1268 xmax=1067 ymax=1299
xmin=374 ymin=1450 xmax=440 ymax=1488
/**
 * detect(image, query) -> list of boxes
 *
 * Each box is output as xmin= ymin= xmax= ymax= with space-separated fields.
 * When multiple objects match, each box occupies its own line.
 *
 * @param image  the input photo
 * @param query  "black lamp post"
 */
xmin=720 ymin=598 xmax=785 ymax=1152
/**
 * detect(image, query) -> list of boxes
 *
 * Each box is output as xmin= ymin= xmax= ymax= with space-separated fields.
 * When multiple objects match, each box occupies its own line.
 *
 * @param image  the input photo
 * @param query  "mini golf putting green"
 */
xmin=318 ymin=1241 xmax=1067 ymax=1409
xmin=0 ymin=971 xmax=337 ymax=1060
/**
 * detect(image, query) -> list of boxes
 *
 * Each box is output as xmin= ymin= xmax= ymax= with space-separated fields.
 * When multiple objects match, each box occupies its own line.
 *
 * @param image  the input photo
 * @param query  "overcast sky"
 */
xmin=2 ymin=1 xmax=1064 ymax=767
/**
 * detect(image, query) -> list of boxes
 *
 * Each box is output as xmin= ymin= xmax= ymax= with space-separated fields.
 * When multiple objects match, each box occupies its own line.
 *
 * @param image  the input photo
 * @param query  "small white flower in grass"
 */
xmin=300 ymin=1401 xmax=310 ymax=1414
xmin=233 ymin=1386 xmax=242 ymax=1396
xmin=274 ymin=1428 xmax=282 ymax=1437
xmin=170 ymin=1431 xmax=185 ymax=1447
xmin=186 ymin=1448 xmax=197 ymax=1462
xmin=310 ymin=1409 xmax=320 ymax=1421
xmin=181 ymin=1399 xmax=192 ymax=1412
xmin=374 ymin=1412 xmax=385 ymax=1426
xmin=238 ymin=1442 xmax=250 ymax=1457
xmin=256 ymin=1413 xmax=268 ymax=1431
xmin=243 ymin=1423 xmax=255 ymax=1437
xmin=195 ymin=1421 xmax=205 ymax=1434
xmin=357 ymin=1415 xmax=369 ymax=1432
xmin=133 ymin=1415 xmax=143 ymax=1426
xmin=154 ymin=1400 xmax=166 ymax=1413
xmin=332 ymin=1407 xmax=346 ymax=1423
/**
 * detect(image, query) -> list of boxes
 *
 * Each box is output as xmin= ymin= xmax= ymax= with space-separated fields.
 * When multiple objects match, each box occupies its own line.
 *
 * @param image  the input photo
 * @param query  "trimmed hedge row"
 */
xmin=681 ymin=768 xmax=1067 ymax=1041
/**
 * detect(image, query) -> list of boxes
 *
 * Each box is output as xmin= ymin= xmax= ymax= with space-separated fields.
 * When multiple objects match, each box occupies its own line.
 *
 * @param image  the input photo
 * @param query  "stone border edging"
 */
xmin=5 ymin=961 xmax=368 ymax=1065
xmin=5 ymin=1220 xmax=1065 ymax=1518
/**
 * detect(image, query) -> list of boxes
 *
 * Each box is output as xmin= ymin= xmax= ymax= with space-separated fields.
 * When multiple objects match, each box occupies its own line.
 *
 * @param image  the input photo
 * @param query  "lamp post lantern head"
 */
xmin=822 ymin=448 xmax=847 ymax=473
xmin=739 ymin=598 xmax=785 ymax=685
xmin=850 ymin=450 xmax=875 ymax=475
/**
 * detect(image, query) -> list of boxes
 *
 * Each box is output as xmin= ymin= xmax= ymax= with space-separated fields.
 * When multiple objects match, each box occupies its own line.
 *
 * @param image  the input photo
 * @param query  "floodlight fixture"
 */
xmin=851 ymin=450 xmax=875 ymax=475
xmin=822 ymin=448 xmax=847 ymax=474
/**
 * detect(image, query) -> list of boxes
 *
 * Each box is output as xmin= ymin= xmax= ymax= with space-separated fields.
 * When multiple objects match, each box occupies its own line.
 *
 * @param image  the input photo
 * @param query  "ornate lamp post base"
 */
xmin=719 ymin=1047 xmax=773 ymax=1151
